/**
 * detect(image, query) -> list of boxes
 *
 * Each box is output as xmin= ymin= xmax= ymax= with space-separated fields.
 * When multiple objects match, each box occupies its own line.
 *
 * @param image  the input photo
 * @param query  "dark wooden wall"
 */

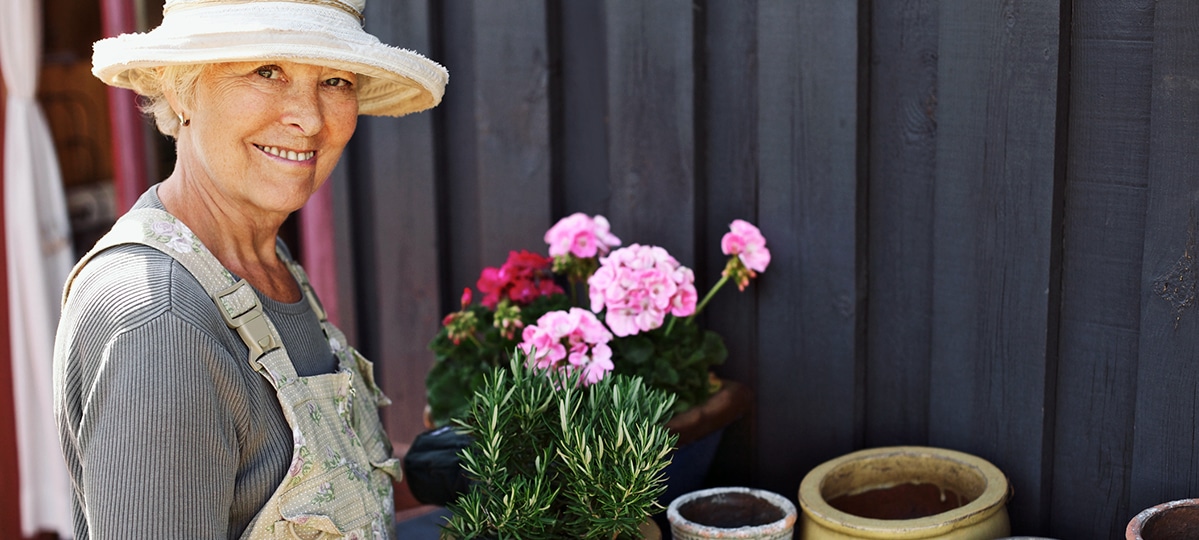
xmin=341 ymin=1 xmax=1199 ymax=537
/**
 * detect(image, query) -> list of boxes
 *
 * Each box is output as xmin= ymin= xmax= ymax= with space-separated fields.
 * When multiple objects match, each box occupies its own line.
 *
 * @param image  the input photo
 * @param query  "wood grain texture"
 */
xmin=354 ymin=0 xmax=443 ymax=445
xmin=604 ymin=0 xmax=696 ymax=261
xmin=864 ymin=0 xmax=938 ymax=448
xmin=557 ymin=0 xmax=611 ymax=216
xmin=1050 ymin=1 xmax=1152 ymax=537
xmin=700 ymin=0 xmax=759 ymax=488
xmin=329 ymin=2 xmax=1199 ymax=535
xmin=755 ymin=0 xmax=864 ymax=497
xmin=928 ymin=0 xmax=1064 ymax=532
xmin=440 ymin=1 xmax=481 ymax=307
xmin=1129 ymin=0 xmax=1199 ymax=516
xmin=472 ymin=2 xmax=552 ymax=265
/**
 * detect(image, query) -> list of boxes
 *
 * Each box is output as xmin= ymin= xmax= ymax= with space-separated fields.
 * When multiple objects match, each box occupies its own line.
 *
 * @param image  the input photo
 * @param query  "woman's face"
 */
xmin=179 ymin=60 xmax=359 ymax=216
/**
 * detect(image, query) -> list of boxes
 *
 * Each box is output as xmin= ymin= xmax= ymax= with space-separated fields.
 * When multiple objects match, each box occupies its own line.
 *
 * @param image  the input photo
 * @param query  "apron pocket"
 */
xmin=351 ymin=349 xmax=391 ymax=407
xmin=274 ymin=466 xmax=372 ymax=538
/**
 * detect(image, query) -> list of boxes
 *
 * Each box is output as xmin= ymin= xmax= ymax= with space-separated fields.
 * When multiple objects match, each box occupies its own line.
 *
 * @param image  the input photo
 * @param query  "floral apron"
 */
xmin=64 ymin=208 xmax=401 ymax=539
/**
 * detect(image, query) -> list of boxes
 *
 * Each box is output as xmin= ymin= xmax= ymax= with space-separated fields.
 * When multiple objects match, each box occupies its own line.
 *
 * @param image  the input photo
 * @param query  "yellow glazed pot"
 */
xmin=798 ymin=446 xmax=1011 ymax=540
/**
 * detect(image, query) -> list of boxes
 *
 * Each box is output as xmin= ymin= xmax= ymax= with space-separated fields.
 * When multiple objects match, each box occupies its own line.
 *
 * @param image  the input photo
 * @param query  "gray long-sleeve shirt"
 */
xmin=53 ymin=187 xmax=339 ymax=539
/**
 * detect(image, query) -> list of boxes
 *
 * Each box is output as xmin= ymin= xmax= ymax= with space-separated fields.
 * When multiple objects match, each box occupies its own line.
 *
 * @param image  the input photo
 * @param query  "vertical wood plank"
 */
xmin=330 ymin=162 xmax=358 ymax=347
xmin=756 ymin=0 xmax=863 ymax=496
xmin=604 ymin=0 xmax=695 ymax=261
xmin=557 ymin=0 xmax=610 ymax=215
xmin=99 ymin=0 xmax=149 ymax=212
xmin=1051 ymin=1 xmax=1153 ymax=537
xmin=1129 ymin=0 xmax=1199 ymax=515
xmin=928 ymin=1 xmax=1064 ymax=532
xmin=355 ymin=0 xmax=442 ymax=444
xmin=864 ymin=0 xmax=938 ymax=448
xmin=472 ymin=2 xmax=551 ymax=265
xmin=441 ymin=2 xmax=551 ymax=302
xmin=701 ymin=0 xmax=759 ymax=487
xmin=440 ymin=2 xmax=480 ymax=307
xmin=299 ymin=183 xmax=340 ymax=325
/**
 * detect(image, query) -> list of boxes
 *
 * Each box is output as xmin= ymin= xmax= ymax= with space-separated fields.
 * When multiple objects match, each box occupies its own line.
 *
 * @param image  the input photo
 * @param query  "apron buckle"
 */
xmin=216 ymin=280 xmax=280 ymax=362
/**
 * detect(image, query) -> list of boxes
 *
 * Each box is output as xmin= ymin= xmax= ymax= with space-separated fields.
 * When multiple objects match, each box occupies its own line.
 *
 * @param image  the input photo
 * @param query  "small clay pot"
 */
xmin=667 ymin=486 xmax=797 ymax=540
xmin=1126 ymin=498 xmax=1199 ymax=540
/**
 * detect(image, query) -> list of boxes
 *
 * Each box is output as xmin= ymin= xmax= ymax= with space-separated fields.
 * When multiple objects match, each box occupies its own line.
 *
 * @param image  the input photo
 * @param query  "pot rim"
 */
xmin=667 ymin=486 xmax=798 ymax=537
xmin=1125 ymin=497 xmax=1199 ymax=538
xmin=798 ymin=446 xmax=1010 ymax=538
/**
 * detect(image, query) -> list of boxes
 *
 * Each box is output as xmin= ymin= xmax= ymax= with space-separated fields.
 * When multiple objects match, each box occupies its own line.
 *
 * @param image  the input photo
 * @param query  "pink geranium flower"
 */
xmin=588 ymin=244 xmax=697 ymax=337
xmin=519 ymin=308 xmax=615 ymax=385
xmin=721 ymin=219 xmax=771 ymax=272
xmin=545 ymin=213 xmax=622 ymax=259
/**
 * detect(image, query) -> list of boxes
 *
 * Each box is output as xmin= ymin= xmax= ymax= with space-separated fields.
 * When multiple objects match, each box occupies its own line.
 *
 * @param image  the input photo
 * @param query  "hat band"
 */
xmin=164 ymin=0 xmax=364 ymax=26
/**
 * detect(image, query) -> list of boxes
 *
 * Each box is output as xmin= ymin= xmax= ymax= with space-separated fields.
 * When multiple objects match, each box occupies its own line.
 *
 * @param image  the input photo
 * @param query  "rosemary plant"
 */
xmin=442 ymin=352 xmax=678 ymax=540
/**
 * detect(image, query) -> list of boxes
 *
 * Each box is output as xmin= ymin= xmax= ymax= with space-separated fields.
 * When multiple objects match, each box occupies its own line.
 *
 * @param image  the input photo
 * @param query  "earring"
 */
xmin=178 ymin=112 xmax=190 ymax=127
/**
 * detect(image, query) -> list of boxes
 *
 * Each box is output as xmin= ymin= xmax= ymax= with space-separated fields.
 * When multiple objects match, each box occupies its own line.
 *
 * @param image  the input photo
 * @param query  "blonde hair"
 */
xmin=125 ymin=64 xmax=207 ymax=138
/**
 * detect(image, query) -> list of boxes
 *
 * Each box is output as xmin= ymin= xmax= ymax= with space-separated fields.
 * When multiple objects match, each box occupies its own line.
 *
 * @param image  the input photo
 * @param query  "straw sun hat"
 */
xmin=92 ymin=0 xmax=448 ymax=117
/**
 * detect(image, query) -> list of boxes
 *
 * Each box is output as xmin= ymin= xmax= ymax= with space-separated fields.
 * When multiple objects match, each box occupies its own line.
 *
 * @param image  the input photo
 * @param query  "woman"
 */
xmin=52 ymin=0 xmax=446 ymax=538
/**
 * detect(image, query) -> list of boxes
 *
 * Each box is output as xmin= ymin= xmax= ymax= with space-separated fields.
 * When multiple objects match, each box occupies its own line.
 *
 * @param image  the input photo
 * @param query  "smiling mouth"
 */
xmin=255 ymin=144 xmax=315 ymax=162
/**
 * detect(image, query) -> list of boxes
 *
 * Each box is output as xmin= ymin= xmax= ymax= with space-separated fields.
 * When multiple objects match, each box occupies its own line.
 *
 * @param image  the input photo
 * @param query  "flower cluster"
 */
xmin=476 ymin=250 xmax=563 ymax=308
xmin=587 ymin=244 xmax=698 ymax=337
xmin=544 ymin=212 xmax=621 ymax=259
xmin=427 ymin=214 xmax=770 ymax=425
xmin=519 ymin=308 xmax=614 ymax=386
xmin=545 ymin=213 xmax=622 ymax=286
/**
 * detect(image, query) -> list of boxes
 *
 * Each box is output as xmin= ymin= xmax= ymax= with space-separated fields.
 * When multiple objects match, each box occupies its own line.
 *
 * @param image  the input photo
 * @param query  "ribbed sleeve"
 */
xmin=54 ymin=188 xmax=338 ymax=540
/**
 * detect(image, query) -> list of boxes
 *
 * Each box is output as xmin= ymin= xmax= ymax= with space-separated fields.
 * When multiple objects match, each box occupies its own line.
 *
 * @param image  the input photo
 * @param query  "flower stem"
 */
xmin=688 ymin=274 xmax=730 ymax=323
xmin=665 ymin=273 xmax=730 ymax=336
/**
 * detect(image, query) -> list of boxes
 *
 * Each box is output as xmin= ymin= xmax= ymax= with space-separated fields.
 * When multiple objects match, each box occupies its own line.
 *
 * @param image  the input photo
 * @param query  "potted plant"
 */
xmin=427 ymin=213 xmax=768 ymax=446
xmin=440 ymin=351 xmax=677 ymax=539
xmin=797 ymin=446 xmax=1012 ymax=540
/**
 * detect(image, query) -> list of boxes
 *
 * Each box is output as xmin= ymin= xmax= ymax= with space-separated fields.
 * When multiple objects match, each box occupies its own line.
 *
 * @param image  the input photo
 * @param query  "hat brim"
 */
xmin=92 ymin=1 xmax=447 ymax=117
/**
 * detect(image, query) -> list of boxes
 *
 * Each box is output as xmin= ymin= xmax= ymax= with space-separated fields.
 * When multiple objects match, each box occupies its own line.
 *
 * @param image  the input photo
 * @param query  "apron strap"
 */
xmin=63 ymin=208 xmax=301 ymax=381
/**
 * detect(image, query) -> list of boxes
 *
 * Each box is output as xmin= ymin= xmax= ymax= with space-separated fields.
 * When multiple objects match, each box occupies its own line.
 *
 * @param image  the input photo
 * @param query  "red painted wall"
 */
xmin=0 ymin=61 xmax=27 ymax=535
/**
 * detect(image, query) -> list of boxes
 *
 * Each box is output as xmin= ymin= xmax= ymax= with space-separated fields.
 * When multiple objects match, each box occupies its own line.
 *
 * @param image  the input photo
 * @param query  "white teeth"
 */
xmin=256 ymin=145 xmax=313 ymax=162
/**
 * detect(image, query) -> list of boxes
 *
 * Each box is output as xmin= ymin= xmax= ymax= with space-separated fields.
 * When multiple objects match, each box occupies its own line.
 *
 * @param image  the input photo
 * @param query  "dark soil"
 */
xmin=827 ymin=482 xmax=969 ymax=520
xmin=678 ymin=492 xmax=787 ymax=528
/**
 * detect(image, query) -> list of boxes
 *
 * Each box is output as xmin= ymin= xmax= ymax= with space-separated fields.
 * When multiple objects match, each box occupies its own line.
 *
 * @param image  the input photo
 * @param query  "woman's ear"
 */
xmin=160 ymin=68 xmax=185 ymax=120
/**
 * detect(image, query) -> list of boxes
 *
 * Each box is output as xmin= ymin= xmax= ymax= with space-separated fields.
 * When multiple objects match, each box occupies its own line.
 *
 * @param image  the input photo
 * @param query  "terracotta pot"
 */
xmin=1126 ymin=498 xmax=1199 ymax=539
xmin=642 ymin=518 xmax=663 ymax=540
xmin=798 ymin=446 xmax=1011 ymax=539
xmin=653 ymin=379 xmax=753 ymax=526
xmin=667 ymin=486 xmax=798 ymax=539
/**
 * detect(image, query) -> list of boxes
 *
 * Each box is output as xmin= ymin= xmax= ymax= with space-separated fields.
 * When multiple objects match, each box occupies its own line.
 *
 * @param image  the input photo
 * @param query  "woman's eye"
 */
xmin=256 ymin=65 xmax=282 ymax=79
xmin=325 ymin=77 xmax=353 ymax=88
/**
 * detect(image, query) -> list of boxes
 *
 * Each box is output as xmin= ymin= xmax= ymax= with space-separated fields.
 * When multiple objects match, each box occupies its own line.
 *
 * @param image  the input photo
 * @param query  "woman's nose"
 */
xmin=283 ymin=84 xmax=323 ymax=136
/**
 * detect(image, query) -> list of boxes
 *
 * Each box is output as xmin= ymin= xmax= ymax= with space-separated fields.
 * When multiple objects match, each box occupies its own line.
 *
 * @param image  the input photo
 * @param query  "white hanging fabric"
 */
xmin=0 ymin=0 xmax=76 ymax=536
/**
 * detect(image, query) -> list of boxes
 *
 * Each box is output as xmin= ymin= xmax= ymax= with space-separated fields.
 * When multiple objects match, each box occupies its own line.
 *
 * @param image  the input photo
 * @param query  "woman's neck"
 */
xmin=156 ymin=168 xmax=301 ymax=303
